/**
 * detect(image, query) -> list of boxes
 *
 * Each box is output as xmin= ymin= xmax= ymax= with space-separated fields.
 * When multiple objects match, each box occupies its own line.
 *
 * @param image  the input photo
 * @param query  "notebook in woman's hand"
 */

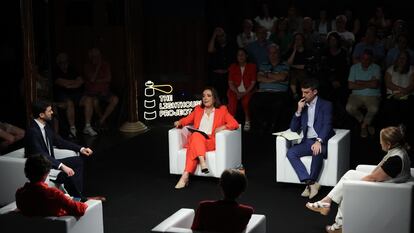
xmin=186 ymin=127 xmax=209 ymax=139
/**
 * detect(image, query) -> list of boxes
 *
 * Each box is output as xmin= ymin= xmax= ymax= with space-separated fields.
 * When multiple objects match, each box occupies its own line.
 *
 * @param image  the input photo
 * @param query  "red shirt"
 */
xmin=15 ymin=182 xmax=88 ymax=217
xmin=228 ymin=63 xmax=257 ymax=89
xmin=191 ymin=200 xmax=254 ymax=233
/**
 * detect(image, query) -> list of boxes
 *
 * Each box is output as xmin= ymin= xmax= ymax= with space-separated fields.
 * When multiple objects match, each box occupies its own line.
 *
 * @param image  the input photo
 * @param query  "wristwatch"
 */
xmin=316 ymin=138 xmax=323 ymax=143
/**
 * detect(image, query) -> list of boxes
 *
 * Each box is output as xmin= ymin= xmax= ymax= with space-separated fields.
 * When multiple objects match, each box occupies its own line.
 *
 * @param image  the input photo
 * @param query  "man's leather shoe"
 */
xmin=301 ymin=185 xmax=310 ymax=197
xmin=309 ymin=182 xmax=321 ymax=199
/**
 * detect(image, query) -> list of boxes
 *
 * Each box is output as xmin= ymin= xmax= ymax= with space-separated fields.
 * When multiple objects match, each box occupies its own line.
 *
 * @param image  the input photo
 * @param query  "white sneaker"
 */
xmin=83 ymin=126 xmax=98 ymax=136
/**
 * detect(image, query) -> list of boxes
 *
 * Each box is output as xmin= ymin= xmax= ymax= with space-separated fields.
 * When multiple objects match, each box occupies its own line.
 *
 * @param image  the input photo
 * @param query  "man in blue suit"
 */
xmin=25 ymin=100 xmax=104 ymax=202
xmin=287 ymin=78 xmax=335 ymax=199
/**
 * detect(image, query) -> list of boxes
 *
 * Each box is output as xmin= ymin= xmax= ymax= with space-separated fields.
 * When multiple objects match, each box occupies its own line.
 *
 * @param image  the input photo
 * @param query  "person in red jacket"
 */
xmin=191 ymin=169 xmax=254 ymax=232
xmin=15 ymin=154 xmax=88 ymax=217
xmin=227 ymin=48 xmax=257 ymax=131
xmin=173 ymin=87 xmax=239 ymax=189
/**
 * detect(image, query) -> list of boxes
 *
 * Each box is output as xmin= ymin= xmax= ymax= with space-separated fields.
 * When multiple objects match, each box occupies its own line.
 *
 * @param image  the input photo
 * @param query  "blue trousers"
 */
xmin=286 ymin=138 xmax=327 ymax=182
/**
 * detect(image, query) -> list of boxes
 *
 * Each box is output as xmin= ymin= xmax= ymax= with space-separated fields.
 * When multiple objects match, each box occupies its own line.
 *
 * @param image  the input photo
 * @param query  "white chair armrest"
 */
xmin=355 ymin=164 xmax=376 ymax=173
xmin=53 ymin=148 xmax=79 ymax=160
xmin=326 ymin=129 xmax=350 ymax=183
xmin=164 ymin=227 xmax=194 ymax=233
xmin=245 ymin=214 xmax=266 ymax=233
xmin=152 ymin=208 xmax=195 ymax=232
xmin=215 ymin=126 xmax=242 ymax=173
xmin=0 ymin=202 xmax=17 ymax=214
xmin=0 ymin=200 xmax=103 ymax=233
xmin=343 ymin=180 xmax=413 ymax=233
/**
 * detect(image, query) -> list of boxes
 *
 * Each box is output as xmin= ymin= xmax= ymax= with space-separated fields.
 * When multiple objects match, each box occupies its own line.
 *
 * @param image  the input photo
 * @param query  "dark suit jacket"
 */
xmin=24 ymin=119 xmax=82 ymax=169
xmin=191 ymin=200 xmax=254 ymax=233
xmin=290 ymin=97 xmax=335 ymax=144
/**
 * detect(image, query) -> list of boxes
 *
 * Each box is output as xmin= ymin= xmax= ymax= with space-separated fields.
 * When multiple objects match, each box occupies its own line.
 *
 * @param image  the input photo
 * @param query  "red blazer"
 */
xmin=15 ymin=182 xmax=88 ymax=217
xmin=191 ymin=200 xmax=254 ymax=233
xmin=179 ymin=105 xmax=239 ymax=138
xmin=228 ymin=63 xmax=257 ymax=90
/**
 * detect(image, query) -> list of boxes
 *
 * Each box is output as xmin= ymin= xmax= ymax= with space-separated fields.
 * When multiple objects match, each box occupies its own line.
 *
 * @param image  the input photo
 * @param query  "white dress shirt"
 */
xmin=306 ymin=96 xmax=319 ymax=139
xmin=199 ymin=108 xmax=215 ymax=135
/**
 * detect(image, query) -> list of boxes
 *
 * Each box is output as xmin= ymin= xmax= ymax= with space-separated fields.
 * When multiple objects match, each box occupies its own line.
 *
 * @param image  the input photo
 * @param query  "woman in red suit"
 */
xmin=173 ymin=87 xmax=239 ymax=189
xmin=191 ymin=169 xmax=254 ymax=232
xmin=227 ymin=48 xmax=257 ymax=131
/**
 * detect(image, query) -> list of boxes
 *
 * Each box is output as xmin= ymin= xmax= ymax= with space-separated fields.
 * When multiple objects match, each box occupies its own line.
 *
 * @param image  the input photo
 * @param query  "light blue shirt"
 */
xmin=348 ymin=63 xmax=381 ymax=96
xmin=306 ymin=96 xmax=318 ymax=139
xmin=258 ymin=62 xmax=289 ymax=92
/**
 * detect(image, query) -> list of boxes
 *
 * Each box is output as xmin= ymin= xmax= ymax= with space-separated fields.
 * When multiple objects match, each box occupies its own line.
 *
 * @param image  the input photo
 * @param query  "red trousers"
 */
xmin=227 ymin=90 xmax=252 ymax=118
xmin=185 ymin=132 xmax=215 ymax=173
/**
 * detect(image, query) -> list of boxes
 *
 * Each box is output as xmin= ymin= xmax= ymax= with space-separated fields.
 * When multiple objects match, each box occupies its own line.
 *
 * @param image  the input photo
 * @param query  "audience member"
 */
xmin=333 ymin=15 xmax=355 ymax=54
xmin=236 ymin=19 xmax=257 ymax=48
xmin=286 ymin=32 xmax=314 ymax=99
xmin=384 ymin=19 xmax=408 ymax=52
xmin=53 ymin=52 xmax=84 ymax=138
xmin=306 ymin=126 xmax=412 ymax=233
xmin=249 ymin=44 xmax=291 ymax=133
xmin=269 ymin=17 xmax=292 ymax=58
xmin=173 ymin=87 xmax=239 ymax=189
xmin=191 ymin=169 xmax=254 ymax=233
xmin=342 ymin=6 xmax=362 ymax=41
xmin=16 ymin=154 xmax=88 ymax=217
xmin=246 ymin=25 xmax=271 ymax=67
xmin=286 ymin=5 xmax=303 ymax=34
xmin=0 ymin=121 xmax=25 ymax=152
xmin=82 ymin=48 xmax=119 ymax=136
xmin=208 ymin=27 xmax=237 ymax=104
xmin=352 ymin=26 xmax=385 ymax=65
xmin=313 ymin=9 xmax=333 ymax=44
xmin=24 ymin=100 xmax=105 ymax=202
xmin=368 ymin=6 xmax=392 ymax=40
xmin=287 ymin=78 xmax=334 ymax=199
xmin=302 ymin=17 xmax=322 ymax=52
xmin=227 ymin=48 xmax=257 ymax=131
xmin=319 ymin=32 xmax=350 ymax=106
xmin=385 ymin=34 xmax=414 ymax=68
xmin=346 ymin=49 xmax=381 ymax=138
xmin=381 ymin=51 xmax=414 ymax=128
xmin=254 ymin=2 xmax=277 ymax=38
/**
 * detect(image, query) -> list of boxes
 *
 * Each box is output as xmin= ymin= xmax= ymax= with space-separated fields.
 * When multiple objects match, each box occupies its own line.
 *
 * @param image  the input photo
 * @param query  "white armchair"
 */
xmin=151 ymin=208 xmax=266 ymax=233
xmin=342 ymin=165 xmax=414 ymax=233
xmin=276 ymin=129 xmax=350 ymax=186
xmin=0 ymin=148 xmax=78 ymax=206
xmin=169 ymin=126 xmax=242 ymax=178
xmin=0 ymin=200 xmax=104 ymax=233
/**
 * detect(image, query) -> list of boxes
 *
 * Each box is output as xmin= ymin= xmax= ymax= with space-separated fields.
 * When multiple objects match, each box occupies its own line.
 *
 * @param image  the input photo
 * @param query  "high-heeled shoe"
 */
xmin=174 ymin=178 xmax=189 ymax=189
xmin=200 ymin=163 xmax=209 ymax=174
xmin=305 ymin=201 xmax=331 ymax=215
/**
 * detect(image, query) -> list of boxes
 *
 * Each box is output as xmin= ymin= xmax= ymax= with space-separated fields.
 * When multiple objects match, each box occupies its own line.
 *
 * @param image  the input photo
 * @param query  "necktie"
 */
xmin=44 ymin=128 xmax=52 ymax=156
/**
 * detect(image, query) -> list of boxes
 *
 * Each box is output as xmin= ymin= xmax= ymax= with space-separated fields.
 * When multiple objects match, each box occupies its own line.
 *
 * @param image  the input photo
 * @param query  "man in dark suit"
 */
xmin=24 ymin=100 xmax=104 ymax=202
xmin=287 ymin=78 xmax=335 ymax=199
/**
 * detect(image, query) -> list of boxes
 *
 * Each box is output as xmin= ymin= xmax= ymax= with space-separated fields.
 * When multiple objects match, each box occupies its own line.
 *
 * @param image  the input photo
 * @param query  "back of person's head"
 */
xmin=301 ymin=78 xmax=319 ymax=91
xmin=380 ymin=125 xmax=410 ymax=150
xmin=32 ymin=100 xmax=52 ymax=119
xmin=219 ymin=169 xmax=247 ymax=200
xmin=25 ymin=154 xmax=52 ymax=183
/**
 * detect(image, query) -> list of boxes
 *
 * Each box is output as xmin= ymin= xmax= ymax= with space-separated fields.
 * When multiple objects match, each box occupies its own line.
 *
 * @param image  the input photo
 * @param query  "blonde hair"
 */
xmin=380 ymin=126 xmax=410 ymax=150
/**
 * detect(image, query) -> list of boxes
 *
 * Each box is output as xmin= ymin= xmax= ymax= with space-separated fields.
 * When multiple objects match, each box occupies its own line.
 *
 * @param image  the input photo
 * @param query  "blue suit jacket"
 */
xmin=290 ymin=97 xmax=335 ymax=144
xmin=24 ymin=119 xmax=82 ymax=169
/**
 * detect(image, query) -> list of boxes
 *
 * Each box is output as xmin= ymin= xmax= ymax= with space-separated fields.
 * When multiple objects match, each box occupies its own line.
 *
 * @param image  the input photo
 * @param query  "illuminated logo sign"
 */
xmin=143 ymin=80 xmax=201 ymax=120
